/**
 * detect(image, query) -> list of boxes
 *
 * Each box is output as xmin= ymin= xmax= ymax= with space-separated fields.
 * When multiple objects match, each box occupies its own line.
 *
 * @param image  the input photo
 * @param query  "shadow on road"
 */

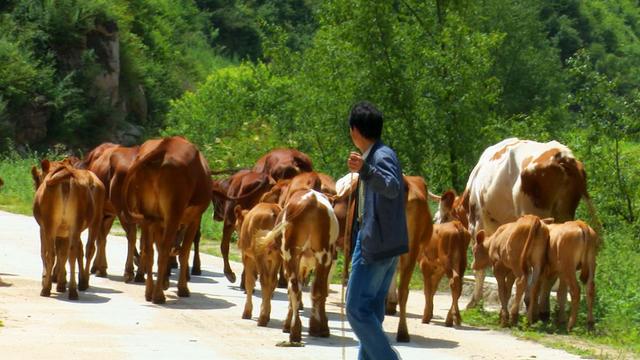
xmin=396 ymin=333 xmax=459 ymax=349
xmin=53 ymin=291 xmax=111 ymax=304
xmin=149 ymin=291 xmax=236 ymax=310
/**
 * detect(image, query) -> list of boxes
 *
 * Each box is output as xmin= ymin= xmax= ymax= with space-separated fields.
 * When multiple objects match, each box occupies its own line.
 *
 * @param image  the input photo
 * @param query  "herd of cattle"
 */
xmin=24 ymin=135 xmax=600 ymax=344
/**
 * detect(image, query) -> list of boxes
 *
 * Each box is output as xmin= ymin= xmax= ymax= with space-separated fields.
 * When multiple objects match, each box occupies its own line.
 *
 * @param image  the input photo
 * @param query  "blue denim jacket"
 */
xmin=355 ymin=141 xmax=409 ymax=262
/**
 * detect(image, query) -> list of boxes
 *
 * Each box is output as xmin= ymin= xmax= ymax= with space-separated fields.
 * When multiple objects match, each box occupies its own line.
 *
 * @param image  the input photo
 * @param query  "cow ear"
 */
xmin=31 ymin=166 xmax=42 ymax=189
xmin=476 ymin=230 xmax=485 ymax=245
xmin=442 ymin=190 xmax=455 ymax=209
xmin=40 ymin=159 xmax=50 ymax=173
xmin=542 ymin=217 xmax=555 ymax=224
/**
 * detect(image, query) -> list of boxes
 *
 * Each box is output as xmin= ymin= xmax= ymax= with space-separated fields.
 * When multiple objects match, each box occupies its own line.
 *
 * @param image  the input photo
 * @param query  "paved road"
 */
xmin=0 ymin=211 xmax=582 ymax=359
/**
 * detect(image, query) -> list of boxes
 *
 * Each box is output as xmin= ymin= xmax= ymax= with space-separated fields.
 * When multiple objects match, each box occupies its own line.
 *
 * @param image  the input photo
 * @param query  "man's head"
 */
xmin=349 ymin=101 xmax=383 ymax=138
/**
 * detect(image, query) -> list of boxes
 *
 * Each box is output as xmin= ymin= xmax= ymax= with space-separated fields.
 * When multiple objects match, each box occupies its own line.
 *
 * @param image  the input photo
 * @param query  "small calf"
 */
xmin=472 ymin=215 xmax=549 ymax=327
xmin=538 ymin=220 xmax=599 ymax=331
xmin=234 ymin=203 xmax=283 ymax=326
xmin=419 ymin=220 xmax=470 ymax=327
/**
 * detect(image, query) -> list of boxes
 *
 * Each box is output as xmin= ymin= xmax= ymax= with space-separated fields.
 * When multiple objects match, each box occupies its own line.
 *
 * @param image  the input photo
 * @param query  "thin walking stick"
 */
xmin=340 ymin=172 xmax=356 ymax=360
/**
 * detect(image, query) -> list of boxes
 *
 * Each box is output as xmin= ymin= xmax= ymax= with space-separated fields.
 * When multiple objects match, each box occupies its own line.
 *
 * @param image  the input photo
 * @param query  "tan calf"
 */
xmin=419 ymin=220 xmax=470 ymax=327
xmin=472 ymin=215 xmax=549 ymax=326
xmin=539 ymin=220 xmax=599 ymax=331
xmin=234 ymin=203 xmax=283 ymax=326
xmin=32 ymin=159 xmax=105 ymax=299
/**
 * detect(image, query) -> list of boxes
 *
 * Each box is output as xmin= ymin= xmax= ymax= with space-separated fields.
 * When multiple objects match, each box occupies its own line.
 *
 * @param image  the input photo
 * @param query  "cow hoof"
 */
xmin=177 ymin=287 xmax=190 ymax=297
xmin=124 ymin=272 xmax=134 ymax=283
xmin=289 ymin=334 xmax=302 ymax=343
xmin=455 ymin=315 xmax=462 ymax=327
xmin=134 ymin=273 xmax=145 ymax=283
xmin=396 ymin=331 xmax=410 ymax=343
xmin=309 ymin=327 xmax=330 ymax=338
xmin=95 ymin=269 xmax=108 ymax=278
xmin=90 ymin=265 xmax=97 ymax=274
xmin=56 ymin=283 xmax=66 ymax=292
xmin=78 ymin=280 xmax=89 ymax=291
xmin=145 ymin=293 xmax=152 ymax=302
xmin=445 ymin=313 xmax=454 ymax=327
xmin=152 ymin=295 xmax=166 ymax=304
xmin=421 ymin=316 xmax=431 ymax=324
xmin=40 ymin=288 xmax=51 ymax=297
xmin=257 ymin=316 xmax=269 ymax=327
xmin=466 ymin=298 xmax=480 ymax=309
xmin=68 ymin=289 xmax=79 ymax=300
xmin=191 ymin=267 xmax=202 ymax=276
xmin=283 ymin=326 xmax=291 ymax=334
xmin=242 ymin=311 xmax=252 ymax=320
xmin=539 ymin=311 xmax=550 ymax=322
xmin=385 ymin=302 xmax=397 ymax=316
xmin=224 ymin=271 xmax=236 ymax=284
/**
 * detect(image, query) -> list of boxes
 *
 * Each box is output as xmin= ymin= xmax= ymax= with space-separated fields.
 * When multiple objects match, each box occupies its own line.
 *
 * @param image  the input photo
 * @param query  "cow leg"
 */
xmin=135 ymin=224 xmax=147 ymax=283
xmin=258 ymin=265 xmax=277 ymax=327
xmin=565 ymin=274 xmax=580 ymax=332
xmin=82 ymin=226 xmax=98 ymax=290
xmin=221 ymin=223 xmax=236 ymax=283
xmin=467 ymin=268 xmax=485 ymax=309
xmin=448 ymin=269 xmax=463 ymax=327
xmin=242 ymin=256 xmax=255 ymax=320
xmin=277 ymin=264 xmax=287 ymax=289
xmin=40 ymin=227 xmax=55 ymax=297
xmin=527 ymin=266 xmax=543 ymax=325
xmin=153 ymin=226 xmax=174 ymax=304
xmin=586 ymin=277 xmax=595 ymax=331
xmin=420 ymin=261 xmax=434 ymax=324
xmin=143 ymin=223 xmax=155 ymax=302
xmin=494 ymin=267 xmax=510 ymax=327
xmin=556 ymin=280 xmax=568 ymax=326
xmin=67 ymin=232 xmax=81 ymax=300
xmin=52 ymin=237 xmax=64 ymax=285
xmin=385 ymin=267 xmax=398 ymax=315
xmin=309 ymin=261 xmax=331 ymax=338
xmin=92 ymin=215 xmax=114 ymax=277
xmin=283 ymin=255 xmax=302 ymax=343
xmin=511 ymin=275 xmax=527 ymax=327
xmin=538 ymin=274 xmax=555 ymax=322
xmin=396 ymin=253 xmax=416 ymax=342
xmin=55 ymin=237 xmax=69 ymax=293
xmin=191 ymin=228 xmax=202 ymax=276
xmin=177 ymin=221 xmax=199 ymax=297
xmin=122 ymin=220 xmax=138 ymax=283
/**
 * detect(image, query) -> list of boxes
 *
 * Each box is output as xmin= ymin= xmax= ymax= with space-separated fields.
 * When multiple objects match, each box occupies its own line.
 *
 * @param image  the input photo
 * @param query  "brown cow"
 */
xmin=211 ymin=170 xmax=274 ymax=282
xmin=261 ymin=189 xmax=338 ymax=343
xmin=472 ymin=215 xmax=550 ymax=327
xmin=434 ymin=138 xmax=599 ymax=309
xmin=538 ymin=220 xmax=599 ymax=331
xmin=419 ymin=217 xmax=470 ymax=327
xmin=260 ymin=171 xmax=322 ymax=207
xmin=234 ymin=203 xmax=282 ymax=326
xmin=32 ymin=159 xmax=105 ymax=299
xmin=122 ymin=136 xmax=211 ymax=304
xmin=334 ymin=173 xmax=433 ymax=342
xmin=253 ymin=148 xmax=313 ymax=180
xmin=77 ymin=143 xmax=141 ymax=282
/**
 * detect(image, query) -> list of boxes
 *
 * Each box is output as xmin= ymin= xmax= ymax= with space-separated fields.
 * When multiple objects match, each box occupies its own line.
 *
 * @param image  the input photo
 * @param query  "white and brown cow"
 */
xmin=435 ymin=138 xmax=599 ymax=308
xmin=262 ymin=189 xmax=339 ymax=343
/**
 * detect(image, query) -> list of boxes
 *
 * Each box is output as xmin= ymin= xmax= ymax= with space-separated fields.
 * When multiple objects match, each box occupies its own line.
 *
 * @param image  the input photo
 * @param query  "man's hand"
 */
xmin=348 ymin=151 xmax=364 ymax=172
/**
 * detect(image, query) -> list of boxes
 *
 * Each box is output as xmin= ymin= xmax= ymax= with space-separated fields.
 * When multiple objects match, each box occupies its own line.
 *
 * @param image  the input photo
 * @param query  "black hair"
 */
xmin=348 ymin=101 xmax=383 ymax=140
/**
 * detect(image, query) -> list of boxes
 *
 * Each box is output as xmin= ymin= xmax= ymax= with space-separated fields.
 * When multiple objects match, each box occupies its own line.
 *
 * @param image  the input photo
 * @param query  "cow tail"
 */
xmin=260 ymin=219 xmax=289 ymax=245
xmin=520 ymin=217 xmax=541 ymax=276
xmin=576 ymin=221 xmax=597 ymax=285
xmin=582 ymin=194 xmax=603 ymax=241
xmin=122 ymin=145 xmax=166 ymax=222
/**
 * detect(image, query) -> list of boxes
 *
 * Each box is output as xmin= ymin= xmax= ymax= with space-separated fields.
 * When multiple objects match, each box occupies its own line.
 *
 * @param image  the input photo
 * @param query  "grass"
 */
xmin=461 ymin=306 xmax=639 ymax=359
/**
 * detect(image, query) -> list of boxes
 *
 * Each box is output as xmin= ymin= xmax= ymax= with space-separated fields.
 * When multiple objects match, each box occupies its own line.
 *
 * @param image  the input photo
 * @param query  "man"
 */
xmin=346 ymin=101 xmax=409 ymax=360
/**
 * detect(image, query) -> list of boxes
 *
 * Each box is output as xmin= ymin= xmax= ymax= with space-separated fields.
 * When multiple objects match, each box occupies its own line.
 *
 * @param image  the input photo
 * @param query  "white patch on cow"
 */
xmin=336 ymin=172 xmax=359 ymax=197
xmin=314 ymin=249 xmax=330 ymax=267
xmin=312 ymin=191 xmax=340 ymax=246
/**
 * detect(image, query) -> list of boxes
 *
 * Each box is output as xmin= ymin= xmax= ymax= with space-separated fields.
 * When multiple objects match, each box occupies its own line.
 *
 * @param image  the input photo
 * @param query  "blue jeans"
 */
xmin=347 ymin=231 xmax=399 ymax=360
